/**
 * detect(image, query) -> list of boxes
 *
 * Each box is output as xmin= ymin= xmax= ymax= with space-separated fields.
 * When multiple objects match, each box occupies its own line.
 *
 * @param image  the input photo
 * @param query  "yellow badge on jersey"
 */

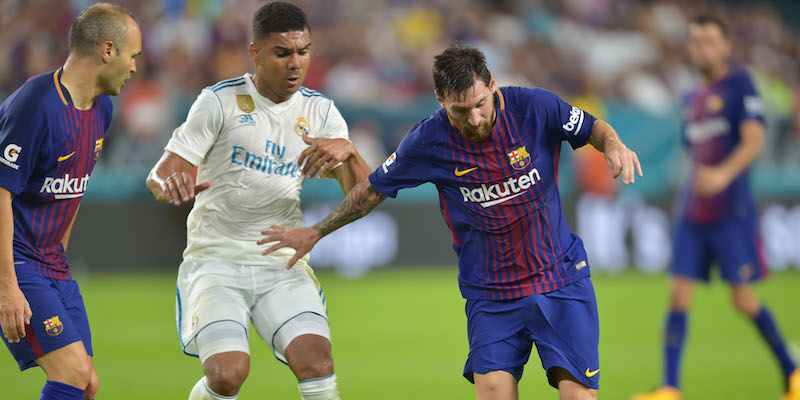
xmin=94 ymin=138 xmax=103 ymax=160
xmin=508 ymin=146 xmax=531 ymax=170
xmin=295 ymin=116 xmax=310 ymax=136
xmin=44 ymin=316 xmax=64 ymax=336
xmin=237 ymin=95 xmax=255 ymax=113
xmin=707 ymin=95 xmax=724 ymax=113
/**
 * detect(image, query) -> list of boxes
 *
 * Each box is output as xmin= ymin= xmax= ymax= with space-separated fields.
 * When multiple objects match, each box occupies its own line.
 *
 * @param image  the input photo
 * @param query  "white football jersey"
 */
xmin=165 ymin=73 xmax=348 ymax=267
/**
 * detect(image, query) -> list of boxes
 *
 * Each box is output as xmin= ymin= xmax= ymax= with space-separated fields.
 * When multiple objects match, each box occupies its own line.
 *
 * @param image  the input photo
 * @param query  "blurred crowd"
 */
xmin=1 ymin=0 xmax=799 ymax=176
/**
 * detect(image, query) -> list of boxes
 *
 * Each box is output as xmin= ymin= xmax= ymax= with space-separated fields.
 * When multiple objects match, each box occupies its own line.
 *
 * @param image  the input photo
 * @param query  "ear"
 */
xmin=101 ymin=41 xmax=115 ymax=63
xmin=249 ymin=42 xmax=258 ymax=64
xmin=434 ymin=89 xmax=445 ymax=108
xmin=489 ymin=74 xmax=496 ymax=92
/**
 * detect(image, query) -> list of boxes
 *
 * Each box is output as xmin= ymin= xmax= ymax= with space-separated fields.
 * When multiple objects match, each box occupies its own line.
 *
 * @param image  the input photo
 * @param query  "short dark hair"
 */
xmin=252 ymin=2 xmax=310 ymax=42
xmin=690 ymin=14 xmax=728 ymax=38
xmin=432 ymin=44 xmax=492 ymax=100
xmin=68 ymin=3 xmax=136 ymax=57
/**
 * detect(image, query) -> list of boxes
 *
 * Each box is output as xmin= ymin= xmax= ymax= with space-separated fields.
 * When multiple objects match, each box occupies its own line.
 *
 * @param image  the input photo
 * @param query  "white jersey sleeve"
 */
xmin=165 ymin=90 xmax=223 ymax=165
xmin=319 ymin=102 xmax=349 ymax=140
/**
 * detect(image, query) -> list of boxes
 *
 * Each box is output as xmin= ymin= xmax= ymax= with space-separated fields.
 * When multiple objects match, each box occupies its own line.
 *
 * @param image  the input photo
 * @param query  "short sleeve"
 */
xmin=318 ymin=101 xmax=349 ymax=140
xmin=0 ymin=105 xmax=46 ymax=195
xmin=368 ymin=124 xmax=432 ymax=198
xmin=737 ymin=73 xmax=765 ymax=124
xmin=536 ymin=89 xmax=597 ymax=149
xmin=164 ymin=90 xmax=224 ymax=166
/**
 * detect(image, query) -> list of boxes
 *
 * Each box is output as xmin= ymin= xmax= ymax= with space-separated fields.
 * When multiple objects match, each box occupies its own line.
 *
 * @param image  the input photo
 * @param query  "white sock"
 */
xmin=189 ymin=376 xmax=239 ymax=400
xmin=298 ymin=373 xmax=340 ymax=400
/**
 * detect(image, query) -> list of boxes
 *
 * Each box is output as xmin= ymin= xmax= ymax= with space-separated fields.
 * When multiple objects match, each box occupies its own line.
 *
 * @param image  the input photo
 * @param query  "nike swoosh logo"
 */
xmin=585 ymin=368 xmax=600 ymax=377
xmin=479 ymin=191 xmax=527 ymax=208
xmin=454 ymin=167 xmax=478 ymax=176
xmin=57 ymin=152 xmax=76 ymax=162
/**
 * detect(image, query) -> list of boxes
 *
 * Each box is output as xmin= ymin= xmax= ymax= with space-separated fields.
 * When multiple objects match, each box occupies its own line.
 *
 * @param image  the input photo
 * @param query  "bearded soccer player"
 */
xmin=0 ymin=4 xmax=140 ymax=400
xmin=259 ymin=44 xmax=643 ymax=400
xmin=633 ymin=15 xmax=799 ymax=400
xmin=146 ymin=3 xmax=369 ymax=400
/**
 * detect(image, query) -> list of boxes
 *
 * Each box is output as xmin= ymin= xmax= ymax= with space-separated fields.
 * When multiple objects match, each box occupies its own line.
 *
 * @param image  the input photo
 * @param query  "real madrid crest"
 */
xmin=237 ymin=95 xmax=255 ymax=113
xmin=295 ymin=116 xmax=310 ymax=136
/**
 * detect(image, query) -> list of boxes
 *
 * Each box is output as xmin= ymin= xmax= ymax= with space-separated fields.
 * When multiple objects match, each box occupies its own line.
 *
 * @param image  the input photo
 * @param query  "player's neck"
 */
xmin=61 ymin=56 xmax=101 ymax=110
xmin=701 ymin=63 xmax=730 ymax=85
xmin=252 ymin=75 xmax=291 ymax=104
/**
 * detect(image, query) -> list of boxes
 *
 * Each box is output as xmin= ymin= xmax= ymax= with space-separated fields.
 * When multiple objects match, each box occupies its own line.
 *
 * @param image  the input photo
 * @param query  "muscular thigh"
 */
xmin=251 ymin=266 xmax=329 ymax=363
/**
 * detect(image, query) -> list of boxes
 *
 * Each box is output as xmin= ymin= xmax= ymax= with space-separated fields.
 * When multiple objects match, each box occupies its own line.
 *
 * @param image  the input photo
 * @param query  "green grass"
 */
xmin=2 ymin=268 xmax=798 ymax=399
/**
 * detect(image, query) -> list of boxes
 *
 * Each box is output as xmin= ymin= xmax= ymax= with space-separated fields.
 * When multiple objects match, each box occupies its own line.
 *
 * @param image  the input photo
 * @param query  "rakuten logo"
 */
xmin=562 ymin=106 xmax=585 ymax=135
xmin=459 ymin=169 xmax=542 ymax=208
xmin=40 ymin=174 xmax=91 ymax=199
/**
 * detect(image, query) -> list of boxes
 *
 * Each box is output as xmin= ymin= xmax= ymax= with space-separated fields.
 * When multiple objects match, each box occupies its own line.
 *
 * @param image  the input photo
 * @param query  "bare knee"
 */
xmin=286 ymin=334 xmax=334 ymax=381
xmin=550 ymin=368 xmax=596 ymax=400
xmin=203 ymin=352 xmax=250 ymax=396
xmin=474 ymin=371 xmax=518 ymax=400
xmin=37 ymin=342 xmax=93 ymax=389
xmin=83 ymin=367 xmax=98 ymax=400
xmin=731 ymin=285 xmax=761 ymax=317
xmin=669 ymin=278 xmax=694 ymax=311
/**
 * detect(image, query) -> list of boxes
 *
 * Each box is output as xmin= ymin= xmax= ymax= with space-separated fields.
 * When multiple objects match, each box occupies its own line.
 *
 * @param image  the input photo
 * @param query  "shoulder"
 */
xmin=1 ymin=70 xmax=59 ymax=120
xmin=726 ymin=67 xmax=758 ymax=89
xmin=402 ymin=109 xmax=448 ymax=149
xmin=500 ymin=86 xmax=559 ymax=111
xmin=205 ymin=75 xmax=248 ymax=93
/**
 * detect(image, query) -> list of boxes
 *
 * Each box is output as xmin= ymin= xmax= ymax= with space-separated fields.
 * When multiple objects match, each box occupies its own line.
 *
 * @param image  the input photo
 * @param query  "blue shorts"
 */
xmin=463 ymin=277 xmax=600 ymax=390
xmin=2 ymin=262 xmax=92 ymax=371
xmin=672 ymin=218 xmax=767 ymax=284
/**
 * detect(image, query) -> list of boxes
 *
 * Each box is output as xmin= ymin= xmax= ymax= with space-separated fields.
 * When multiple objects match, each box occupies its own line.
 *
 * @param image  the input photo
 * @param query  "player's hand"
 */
xmin=298 ymin=135 xmax=355 ymax=179
xmin=604 ymin=140 xmax=643 ymax=184
xmin=161 ymin=171 xmax=211 ymax=206
xmin=0 ymin=280 xmax=32 ymax=343
xmin=257 ymin=225 xmax=321 ymax=269
xmin=693 ymin=165 xmax=732 ymax=197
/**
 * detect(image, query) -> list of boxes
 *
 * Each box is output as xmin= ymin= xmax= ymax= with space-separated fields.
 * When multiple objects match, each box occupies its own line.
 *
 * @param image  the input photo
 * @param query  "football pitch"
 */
xmin=1 ymin=268 xmax=798 ymax=399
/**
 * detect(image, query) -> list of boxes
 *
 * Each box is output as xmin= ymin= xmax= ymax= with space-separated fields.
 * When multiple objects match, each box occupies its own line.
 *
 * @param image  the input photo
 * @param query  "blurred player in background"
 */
xmin=0 ymin=4 xmax=140 ymax=400
xmin=146 ymin=3 xmax=369 ymax=400
xmin=633 ymin=15 xmax=799 ymax=400
xmin=260 ymin=44 xmax=643 ymax=400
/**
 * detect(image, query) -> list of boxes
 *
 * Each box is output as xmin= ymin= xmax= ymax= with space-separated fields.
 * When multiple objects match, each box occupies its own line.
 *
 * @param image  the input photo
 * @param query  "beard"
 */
xmin=461 ymin=123 xmax=492 ymax=141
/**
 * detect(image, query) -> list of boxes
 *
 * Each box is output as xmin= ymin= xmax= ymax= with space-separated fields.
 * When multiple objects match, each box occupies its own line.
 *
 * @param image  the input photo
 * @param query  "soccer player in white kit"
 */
xmin=145 ymin=3 xmax=369 ymax=400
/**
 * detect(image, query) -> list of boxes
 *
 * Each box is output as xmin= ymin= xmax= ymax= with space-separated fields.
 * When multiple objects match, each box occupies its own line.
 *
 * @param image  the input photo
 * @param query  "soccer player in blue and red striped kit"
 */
xmin=0 ymin=4 xmax=140 ymax=400
xmin=259 ymin=44 xmax=643 ymax=399
xmin=634 ymin=15 xmax=799 ymax=400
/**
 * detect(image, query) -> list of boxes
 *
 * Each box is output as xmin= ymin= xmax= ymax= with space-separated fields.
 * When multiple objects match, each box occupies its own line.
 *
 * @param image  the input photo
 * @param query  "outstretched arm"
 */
xmin=587 ymin=119 xmax=643 ymax=184
xmin=258 ymin=177 xmax=387 ymax=268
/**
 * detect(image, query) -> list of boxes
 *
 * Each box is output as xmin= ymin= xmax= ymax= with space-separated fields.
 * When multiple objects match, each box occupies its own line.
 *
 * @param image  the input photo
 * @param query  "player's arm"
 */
xmin=298 ymin=133 xmax=371 ymax=193
xmin=61 ymin=204 xmax=79 ymax=251
xmin=258 ymin=177 xmax=387 ymax=269
xmin=693 ymin=119 xmax=763 ymax=196
xmin=587 ymin=119 xmax=643 ymax=184
xmin=0 ymin=187 xmax=32 ymax=343
xmin=146 ymin=151 xmax=210 ymax=206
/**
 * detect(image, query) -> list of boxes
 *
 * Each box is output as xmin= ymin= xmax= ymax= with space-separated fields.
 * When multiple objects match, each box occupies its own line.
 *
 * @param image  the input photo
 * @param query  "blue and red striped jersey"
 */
xmin=678 ymin=67 xmax=764 ymax=224
xmin=0 ymin=68 xmax=112 ymax=280
xmin=370 ymin=86 xmax=597 ymax=300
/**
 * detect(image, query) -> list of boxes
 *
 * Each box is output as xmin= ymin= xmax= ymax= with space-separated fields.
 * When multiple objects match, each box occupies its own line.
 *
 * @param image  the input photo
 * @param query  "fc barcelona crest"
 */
xmin=44 ymin=316 xmax=63 ymax=336
xmin=295 ymin=116 xmax=310 ymax=136
xmin=508 ymin=146 xmax=531 ymax=170
xmin=237 ymin=95 xmax=255 ymax=113
xmin=93 ymin=138 xmax=103 ymax=160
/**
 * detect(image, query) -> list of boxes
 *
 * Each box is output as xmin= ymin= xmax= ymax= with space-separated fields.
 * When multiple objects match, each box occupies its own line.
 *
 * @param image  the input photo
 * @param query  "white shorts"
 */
xmin=176 ymin=257 xmax=329 ymax=363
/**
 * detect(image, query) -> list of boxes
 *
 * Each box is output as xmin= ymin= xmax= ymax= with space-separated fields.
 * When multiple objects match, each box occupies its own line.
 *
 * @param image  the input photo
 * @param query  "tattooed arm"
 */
xmin=258 ymin=177 xmax=387 ymax=269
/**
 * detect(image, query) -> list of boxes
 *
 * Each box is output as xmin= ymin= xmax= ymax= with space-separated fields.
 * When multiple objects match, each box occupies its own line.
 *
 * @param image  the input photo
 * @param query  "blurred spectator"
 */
xmin=1 ymin=0 xmax=800 ymax=189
